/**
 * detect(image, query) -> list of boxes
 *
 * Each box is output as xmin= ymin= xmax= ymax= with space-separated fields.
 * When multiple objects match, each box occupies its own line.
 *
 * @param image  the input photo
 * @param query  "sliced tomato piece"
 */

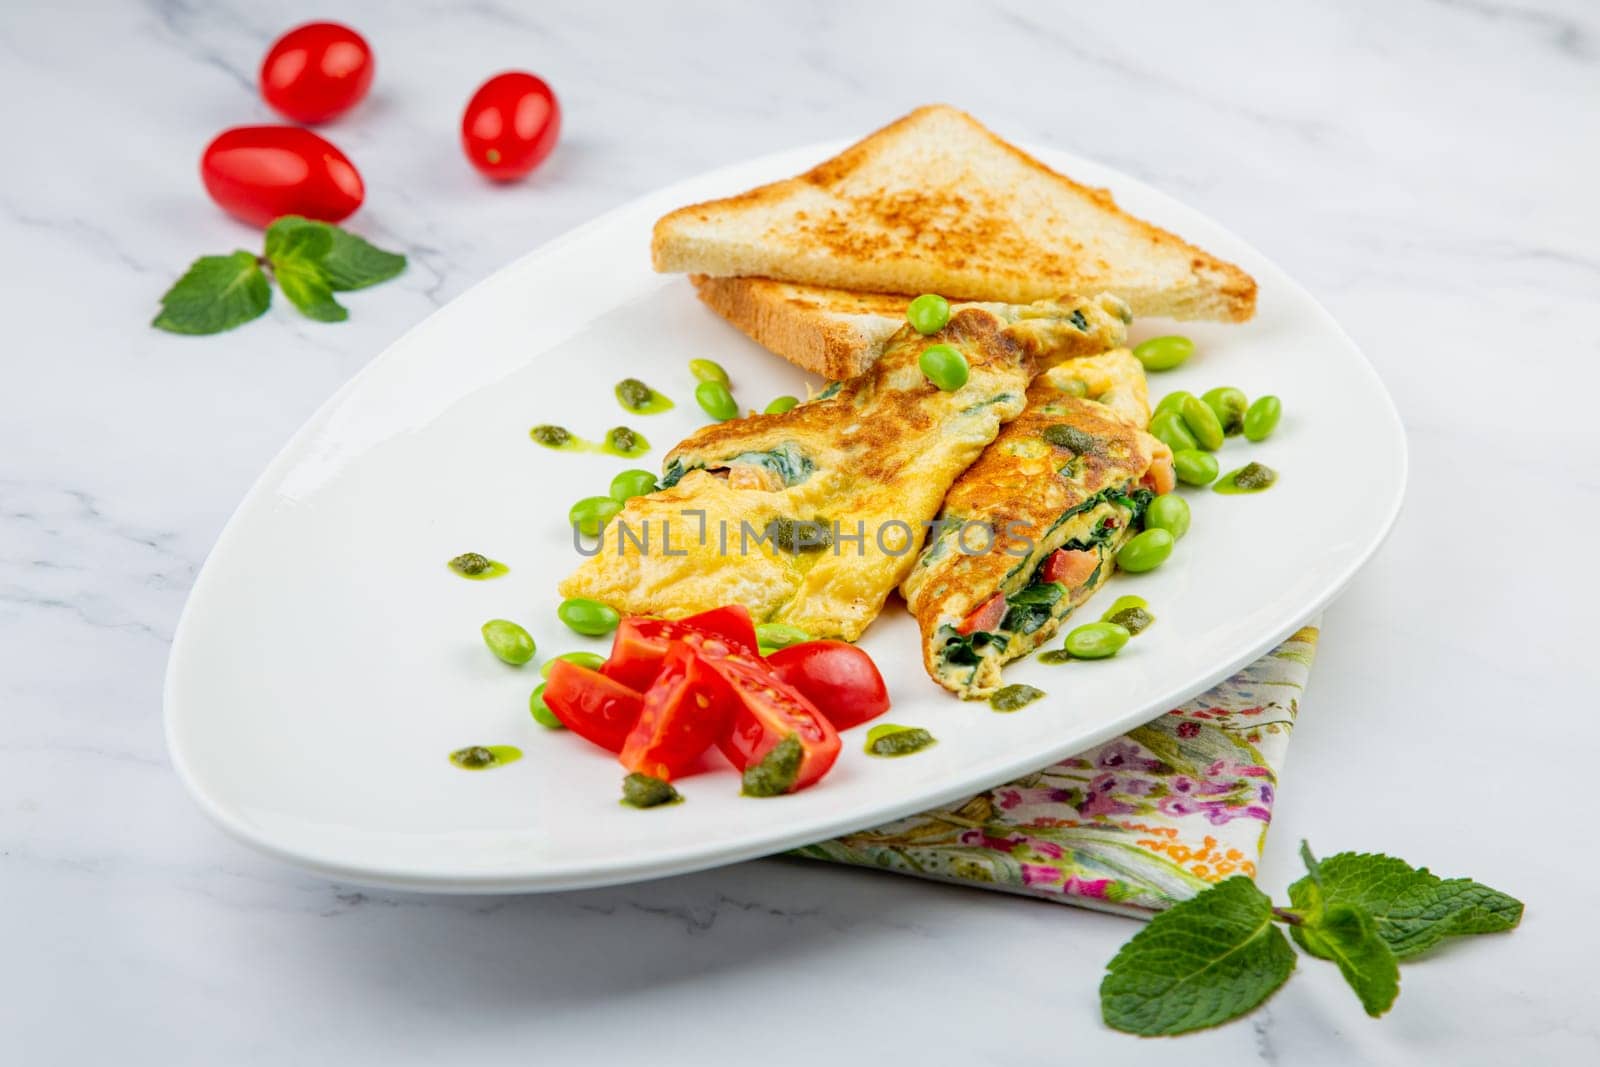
xmin=766 ymin=641 xmax=890 ymax=731
xmin=543 ymin=661 xmax=644 ymax=753
xmin=601 ymin=606 xmax=757 ymax=691
xmin=957 ymin=592 xmax=1007 ymax=635
xmin=1041 ymin=548 xmax=1100 ymax=587
xmin=703 ymin=652 xmax=840 ymax=793
xmin=618 ymin=644 xmax=732 ymax=781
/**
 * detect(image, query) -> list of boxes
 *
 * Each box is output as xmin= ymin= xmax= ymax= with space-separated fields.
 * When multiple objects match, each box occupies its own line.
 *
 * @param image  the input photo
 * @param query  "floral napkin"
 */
xmin=797 ymin=623 xmax=1320 ymax=918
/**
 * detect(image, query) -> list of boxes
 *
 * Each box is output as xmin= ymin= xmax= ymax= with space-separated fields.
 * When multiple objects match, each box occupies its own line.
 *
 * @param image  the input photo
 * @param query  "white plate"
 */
xmin=164 ymin=139 xmax=1406 ymax=893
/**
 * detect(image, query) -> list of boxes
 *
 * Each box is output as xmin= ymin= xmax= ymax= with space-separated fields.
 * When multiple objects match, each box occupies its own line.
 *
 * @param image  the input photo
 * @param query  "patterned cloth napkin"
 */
xmin=797 ymin=623 xmax=1320 ymax=918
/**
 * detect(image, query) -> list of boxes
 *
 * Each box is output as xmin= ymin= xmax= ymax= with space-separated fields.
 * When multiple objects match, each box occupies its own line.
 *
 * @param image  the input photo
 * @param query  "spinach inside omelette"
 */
xmin=900 ymin=350 xmax=1175 ymax=698
xmin=558 ymin=294 xmax=1132 ymax=640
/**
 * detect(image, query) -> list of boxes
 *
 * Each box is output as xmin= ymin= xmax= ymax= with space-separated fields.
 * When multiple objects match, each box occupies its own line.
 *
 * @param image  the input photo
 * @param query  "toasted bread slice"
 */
xmin=692 ymin=276 xmax=1131 ymax=379
xmin=656 ymin=105 xmax=1255 ymax=322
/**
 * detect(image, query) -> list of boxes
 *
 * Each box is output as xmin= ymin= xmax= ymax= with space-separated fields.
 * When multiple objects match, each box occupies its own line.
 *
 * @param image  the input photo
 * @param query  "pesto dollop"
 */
xmin=449 ymin=744 xmax=523 ymax=770
xmin=742 ymin=734 xmax=802 ymax=797
xmin=1043 ymin=424 xmax=1102 ymax=454
xmin=531 ymin=424 xmax=576 ymax=449
xmin=766 ymin=516 xmax=832 ymax=554
xmin=603 ymin=425 xmax=649 ymax=458
xmin=990 ymin=684 xmax=1047 ymax=712
xmin=622 ymin=772 xmax=682 ymax=808
xmin=1105 ymin=606 xmax=1155 ymax=635
xmin=864 ymin=724 xmax=937 ymax=757
xmin=1037 ymin=649 xmax=1074 ymax=665
xmin=615 ymin=378 xmax=674 ymax=414
xmin=1214 ymin=461 xmax=1278 ymax=494
xmin=447 ymin=552 xmax=509 ymax=580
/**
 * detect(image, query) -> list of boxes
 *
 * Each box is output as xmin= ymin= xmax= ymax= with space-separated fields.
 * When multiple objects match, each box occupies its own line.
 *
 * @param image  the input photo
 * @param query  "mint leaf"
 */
xmin=1287 ymin=853 xmax=1523 ymax=960
xmin=1300 ymin=903 xmax=1400 ymax=1017
xmin=266 ymin=215 xmax=406 ymax=290
xmin=1101 ymin=876 xmax=1296 ymax=1036
xmin=152 ymin=251 xmax=270 ymax=335
xmin=265 ymin=223 xmax=348 ymax=323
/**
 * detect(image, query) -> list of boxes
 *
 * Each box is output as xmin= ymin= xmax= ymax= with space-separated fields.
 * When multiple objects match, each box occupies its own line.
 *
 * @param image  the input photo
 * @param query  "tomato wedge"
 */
xmin=703 ymin=652 xmax=840 ymax=794
xmin=542 ymin=661 xmax=643 ymax=753
xmin=619 ymin=644 xmax=733 ymax=780
xmin=765 ymin=641 xmax=890 ymax=731
xmin=958 ymin=592 xmax=1007 ymax=635
xmin=602 ymin=604 xmax=757 ymax=690
xmin=1041 ymin=548 xmax=1100 ymax=587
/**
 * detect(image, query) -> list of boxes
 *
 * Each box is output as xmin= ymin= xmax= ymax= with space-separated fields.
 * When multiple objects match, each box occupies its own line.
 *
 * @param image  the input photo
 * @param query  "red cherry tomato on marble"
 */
xmin=200 ymin=126 xmax=364 ymax=228
xmin=260 ymin=22 xmax=374 ymax=124
xmin=461 ymin=72 xmax=561 ymax=181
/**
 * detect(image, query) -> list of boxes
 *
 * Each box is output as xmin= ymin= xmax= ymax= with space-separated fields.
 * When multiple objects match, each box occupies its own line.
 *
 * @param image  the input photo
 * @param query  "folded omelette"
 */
xmin=900 ymin=349 xmax=1175 ymax=698
xmin=559 ymin=294 xmax=1132 ymax=640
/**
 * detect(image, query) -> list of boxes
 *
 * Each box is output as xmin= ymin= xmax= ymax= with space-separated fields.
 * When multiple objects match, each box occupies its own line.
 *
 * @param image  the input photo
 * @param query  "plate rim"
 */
xmin=163 ymin=138 xmax=1409 ymax=893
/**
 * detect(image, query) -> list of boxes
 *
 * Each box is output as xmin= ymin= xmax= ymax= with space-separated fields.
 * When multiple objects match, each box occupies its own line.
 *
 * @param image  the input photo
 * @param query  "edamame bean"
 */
xmin=1179 ymin=395 xmax=1225 ymax=451
xmin=558 ymin=597 xmax=621 ymax=636
xmin=1149 ymin=410 xmax=1199 ymax=453
xmin=1172 ymin=448 xmax=1220 ymax=486
xmin=755 ymin=623 xmax=811 ymax=653
xmin=1243 ymin=395 xmax=1281 ymax=442
xmin=1117 ymin=528 xmax=1174 ymax=573
xmin=570 ymin=495 xmax=622 ymax=537
xmin=1154 ymin=391 xmax=1194 ymax=418
xmin=764 ymin=395 xmax=799 ymax=415
xmin=919 ymin=344 xmax=969 ymax=391
xmin=1133 ymin=335 xmax=1194 ymax=372
xmin=540 ymin=651 xmax=607 ymax=679
xmin=529 ymin=683 xmax=564 ymax=729
xmin=1063 ymin=621 xmax=1131 ymax=659
xmin=689 ymin=358 xmax=729 ymax=386
xmin=1143 ymin=493 xmax=1191 ymax=539
xmin=481 ymin=619 xmax=536 ymax=666
xmin=609 ymin=469 xmax=658 ymax=502
xmin=1202 ymin=387 xmax=1249 ymax=436
xmin=695 ymin=380 xmax=739 ymax=421
xmin=907 ymin=293 xmax=951 ymax=335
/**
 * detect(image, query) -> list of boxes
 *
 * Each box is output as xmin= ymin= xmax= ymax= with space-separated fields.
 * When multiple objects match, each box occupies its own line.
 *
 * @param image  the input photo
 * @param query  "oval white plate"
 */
xmin=165 ymin=139 xmax=1405 ymax=892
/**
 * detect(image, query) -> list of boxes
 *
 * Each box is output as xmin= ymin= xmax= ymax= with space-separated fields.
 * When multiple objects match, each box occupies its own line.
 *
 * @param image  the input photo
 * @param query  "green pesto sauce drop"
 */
xmin=1037 ymin=649 xmax=1075 ymax=665
xmin=742 ymin=734 xmax=802 ymax=797
xmin=530 ymin=424 xmax=580 ymax=450
xmin=602 ymin=425 xmax=650 ymax=458
xmin=1105 ymin=605 xmax=1155 ymax=635
xmin=621 ymin=772 xmax=682 ymax=808
xmin=449 ymin=744 xmax=523 ymax=770
xmin=864 ymin=724 xmax=937 ymax=757
xmin=615 ymin=378 xmax=674 ymax=414
xmin=990 ymin=684 xmax=1047 ymax=712
xmin=1214 ymin=461 xmax=1278 ymax=494
xmin=447 ymin=552 xmax=509 ymax=580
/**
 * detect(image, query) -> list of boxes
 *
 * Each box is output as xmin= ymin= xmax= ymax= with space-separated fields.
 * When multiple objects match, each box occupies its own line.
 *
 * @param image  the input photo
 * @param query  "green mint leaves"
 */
xmin=152 ymin=216 xmax=406 ymax=335
xmin=152 ymin=251 xmax=271 ymax=335
xmin=1286 ymin=850 xmax=1523 ymax=960
xmin=1101 ymin=842 xmax=1521 ymax=1036
xmin=1100 ymin=876 xmax=1296 ymax=1036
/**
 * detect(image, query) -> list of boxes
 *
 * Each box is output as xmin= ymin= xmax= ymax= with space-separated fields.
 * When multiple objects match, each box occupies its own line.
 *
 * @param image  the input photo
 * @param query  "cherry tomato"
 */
xmin=461 ymin=72 xmax=560 ymax=181
xmin=958 ymin=592 xmax=1007 ymax=635
xmin=259 ymin=22 xmax=374 ymax=124
xmin=200 ymin=126 xmax=363 ymax=228
xmin=705 ymin=651 xmax=840 ymax=794
xmin=765 ymin=641 xmax=891 ymax=731
xmin=619 ymin=645 xmax=732 ymax=781
xmin=602 ymin=606 xmax=756 ymax=691
xmin=542 ymin=661 xmax=643 ymax=753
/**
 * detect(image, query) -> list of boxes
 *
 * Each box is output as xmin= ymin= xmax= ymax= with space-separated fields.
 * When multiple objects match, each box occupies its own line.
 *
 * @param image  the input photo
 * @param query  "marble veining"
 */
xmin=3 ymin=1 xmax=1599 ymax=1063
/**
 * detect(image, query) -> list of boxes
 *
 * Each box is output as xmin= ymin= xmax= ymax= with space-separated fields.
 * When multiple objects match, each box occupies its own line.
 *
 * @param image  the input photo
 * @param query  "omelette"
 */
xmin=558 ymin=294 xmax=1132 ymax=639
xmin=900 ymin=349 xmax=1176 ymax=698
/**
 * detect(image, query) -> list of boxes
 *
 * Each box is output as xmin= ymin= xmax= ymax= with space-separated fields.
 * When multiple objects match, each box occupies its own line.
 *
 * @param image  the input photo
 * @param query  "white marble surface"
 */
xmin=4 ymin=0 xmax=1599 ymax=1062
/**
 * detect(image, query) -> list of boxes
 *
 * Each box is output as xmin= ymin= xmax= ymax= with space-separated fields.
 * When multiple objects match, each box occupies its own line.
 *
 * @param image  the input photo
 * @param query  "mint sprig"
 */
xmin=1101 ymin=842 xmax=1521 ymax=1036
xmin=152 ymin=216 xmax=405 ymax=335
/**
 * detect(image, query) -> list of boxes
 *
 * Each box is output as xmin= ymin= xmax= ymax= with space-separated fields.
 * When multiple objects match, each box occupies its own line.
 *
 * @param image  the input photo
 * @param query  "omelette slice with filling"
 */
xmin=901 ymin=349 xmax=1177 ymax=698
xmin=558 ymin=294 xmax=1131 ymax=640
